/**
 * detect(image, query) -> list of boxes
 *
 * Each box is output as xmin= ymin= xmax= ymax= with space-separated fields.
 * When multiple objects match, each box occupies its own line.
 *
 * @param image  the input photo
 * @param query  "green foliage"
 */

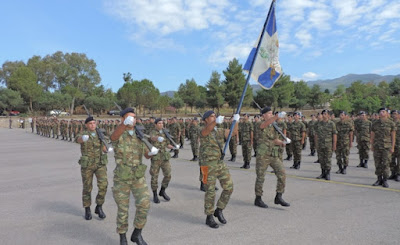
xmin=206 ymin=71 xmax=225 ymax=112
xmin=170 ymin=97 xmax=184 ymax=111
xmin=177 ymin=78 xmax=200 ymax=113
xmin=389 ymin=78 xmax=400 ymax=96
xmin=330 ymin=95 xmax=352 ymax=115
xmin=0 ymin=61 xmax=25 ymax=87
xmin=36 ymin=91 xmax=72 ymax=112
xmin=0 ymin=88 xmax=23 ymax=110
xmin=84 ymin=96 xmax=111 ymax=114
xmin=290 ymin=80 xmax=310 ymax=110
xmin=308 ymin=84 xmax=324 ymax=109
xmin=352 ymin=96 xmax=382 ymax=114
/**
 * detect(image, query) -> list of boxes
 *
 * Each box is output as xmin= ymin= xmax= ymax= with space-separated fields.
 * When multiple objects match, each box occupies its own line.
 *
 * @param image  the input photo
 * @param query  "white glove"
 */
xmin=216 ymin=115 xmax=224 ymax=124
xmin=174 ymin=144 xmax=180 ymax=150
xmin=157 ymin=137 xmax=164 ymax=142
xmin=284 ymin=138 xmax=291 ymax=144
xmin=148 ymin=147 xmax=159 ymax=156
xmin=107 ymin=147 xmax=114 ymax=152
xmin=233 ymin=114 xmax=240 ymax=121
xmin=81 ymin=135 xmax=89 ymax=142
xmin=123 ymin=116 xmax=135 ymax=126
xmin=278 ymin=112 xmax=287 ymax=118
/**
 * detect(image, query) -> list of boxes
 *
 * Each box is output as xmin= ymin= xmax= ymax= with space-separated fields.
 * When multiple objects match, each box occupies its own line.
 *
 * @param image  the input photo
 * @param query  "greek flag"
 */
xmin=243 ymin=0 xmax=282 ymax=90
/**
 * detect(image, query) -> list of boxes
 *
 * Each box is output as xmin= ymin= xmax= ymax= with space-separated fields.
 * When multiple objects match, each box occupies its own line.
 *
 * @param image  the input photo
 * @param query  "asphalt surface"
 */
xmin=1 ymin=128 xmax=400 ymax=245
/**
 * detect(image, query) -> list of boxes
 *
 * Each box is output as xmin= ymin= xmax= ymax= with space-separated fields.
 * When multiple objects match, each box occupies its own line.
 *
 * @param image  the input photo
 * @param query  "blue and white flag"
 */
xmin=243 ymin=0 xmax=282 ymax=90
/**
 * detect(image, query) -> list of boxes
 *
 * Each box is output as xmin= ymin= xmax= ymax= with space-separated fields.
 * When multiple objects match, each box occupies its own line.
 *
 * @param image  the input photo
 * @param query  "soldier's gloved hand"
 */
xmin=233 ymin=114 xmax=240 ymax=121
xmin=148 ymin=147 xmax=159 ymax=156
xmin=82 ymin=135 xmax=89 ymax=142
xmin=284 ymin=138 xmax=291 ymax=144
xmin=174 ymin=144 xmax=180 ymax=150
xmin=278 ymin=111 xmax=287 ymax=118
xmin=157 ymin=137 xmax=164 ymax=142
xmin=124 ymin=116 xmax=135 ymax=126
xmin=216 ymin=115 xmax=224 ymax=124
xmin=107 ymin=147 xmax=114 ymax=152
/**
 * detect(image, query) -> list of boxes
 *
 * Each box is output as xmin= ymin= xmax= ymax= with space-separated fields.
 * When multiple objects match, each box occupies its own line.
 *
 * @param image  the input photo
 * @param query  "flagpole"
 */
xmin=222 ymin=0 xmax=276 ymax=157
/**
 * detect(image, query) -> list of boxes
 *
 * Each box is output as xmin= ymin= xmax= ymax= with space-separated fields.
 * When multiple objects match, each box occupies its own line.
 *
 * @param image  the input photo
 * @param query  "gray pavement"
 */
xmin=1 ymin=128 xmax=399 ymax=245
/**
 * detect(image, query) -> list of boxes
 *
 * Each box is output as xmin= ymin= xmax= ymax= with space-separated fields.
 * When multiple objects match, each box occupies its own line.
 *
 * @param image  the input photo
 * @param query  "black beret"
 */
xmin=359 ymin=111 xmax=366 ymax=115
xmin=339 ymin=111 xmax=347 ymax=115
xmin=203 ymin=110 xmax=215 ymax=121
xmin=193 ymin=117 xmax=198 ymax=121
xmin=155 ymin=118 xmax=162 ymax=124
xmin=293 ymin=111 xmax=301 ymax=116
xmin=120 ymin=107 xmax=135 ymax=117
xmin=391 ymin=110 xmax=398 ymax=114
xmin=261 ymin=107 xmax=271 ymax=114
xmin=378 ymin=107 xmax=387 ymax=113
xmin=321 ymin=109 xmax=329 ymax=114
xmin=85 ymin=116 xmax=95 ymax=124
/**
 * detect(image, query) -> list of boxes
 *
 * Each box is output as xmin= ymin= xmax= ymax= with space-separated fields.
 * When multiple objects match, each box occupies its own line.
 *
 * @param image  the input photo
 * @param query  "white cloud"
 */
xmin=303 ymin=72 xmax=319 ymax=80
xmin=372 ymin=63 xmax=400 ymax=74
xmin=208 ymin=43 xmax=251 ymax=65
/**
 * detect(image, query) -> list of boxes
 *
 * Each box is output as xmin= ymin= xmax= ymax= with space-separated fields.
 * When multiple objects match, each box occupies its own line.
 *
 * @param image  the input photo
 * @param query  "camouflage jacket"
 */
xmin=371 ymin=119 xmax=396 ymax=149
xmin=315 ymin=120 xmax=337 ymax=146
xmin=240 ymin=121 xmax=253 ymax=141
xmin=336 ymin=119 xmax=354 ymax=146
xmin=199 ymin=127 xmax=225 ymax=165
xmin=149 ymin=129 xmax=171 ymax=162
xmin=289 ymin=121 xmax=306 ymax=141
xmin=76 ymin=130 xmax=107 ymax=166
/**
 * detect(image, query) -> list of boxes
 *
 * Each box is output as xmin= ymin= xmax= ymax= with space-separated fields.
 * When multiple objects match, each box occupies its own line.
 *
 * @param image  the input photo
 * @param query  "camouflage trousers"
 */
xmin=229 ymin=136 xmax=237 ymax=156
xmin=286 ymin=142 xmax=293 ymax=156
xmin=373 ymin=148 xmax=391 ymax=178
xmin=390 ymin=146 xmax=400 ymax=174
xmin=292 ymin=140 xmax=302 ymax=162
xmin=242 ymin=140 xmax=252 ymax=163
xmin=112 ymin=177 xmax=150 ymax=234
xmin=81 ymin=164 xmax=108 ymax=208
xmin=309 ymin=135 xmax=315 ymax=151
xmin=336 ymin=145 xmax=350 ymax=167
xmin=255 ymin=154 xmax=286 ymax=196
xmin=303 ymin=136 xmax=307 ymax=149
xmin=358 ymin=140 xmax=370 ymax=160
xmin=318 ymin=146 xmax=333 ymax=171
xmin=150 ymin=159 xmax=171 ymax=191
xmin=201 ymin=161 xmax=233 ymax=215
xmin=253 ymin=140 xmax=258 ymax=156
xmin=180 ymin=134 xmax=185 ymax=147
xmin=190 ymin=140 xmax=199 ymax=157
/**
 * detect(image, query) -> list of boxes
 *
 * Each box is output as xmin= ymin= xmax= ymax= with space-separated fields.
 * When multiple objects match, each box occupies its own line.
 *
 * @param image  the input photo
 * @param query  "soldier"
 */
xmin=240 ymin=113 xmax=253 ymax=169
xmin=179 ymin=118 xmax=185 ymax=149
xmin=110 ymin=108 xmax=158 ymax=245
xmin=228 ymin=116 xmax=238 ymax=162
xmin=356 ymin=111 xmax=372 ymax=168
xmin=149 ymin=118 xmax=174 ymax=204
xmin=301 ymin=115 xmax=308 ymax=150
xmin=315 ymin=110 xmax=337 ymax=180
xmin=189 ymin=117 xmax=200 ymax=161
xmin=285 ymin=114 xmax=293 ymax=160
xmin=390 ymin=110 xmax=400 ymax=181
xmin=335 ymin=111 xmax=353 ymax=174
xmin=254 ymin=107 xmax=290 ymax=208
xmin=169 ymin=117 xmax=181 ymax=158
xmin=75 ymin=116 xmax=109 ymax=221
xmin=371 ymin=108 xmax=396 ymax=188
xmin=200 ymin=111 xmax=239 ymax=229
xmin=253 ymin=115 xmax=262 ymax=158
xmin=308 ymin=114 xmax=317 ymax=156
xmin=289 ymin=112 xmax=306 ymax=169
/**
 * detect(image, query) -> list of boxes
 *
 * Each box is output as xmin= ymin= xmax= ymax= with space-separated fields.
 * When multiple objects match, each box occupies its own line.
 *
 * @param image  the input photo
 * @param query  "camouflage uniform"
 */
xmin=308 ymin=120 xmax=317 ymax=155
xmin=228 ymin=121 xmax=238 ymax=161
xmin=76 ymin=130 xmax=108 ymax=208
xmin=255 ymin=124 xmax=286 ymax=196
xmin=315 ymin=120 xmax=337 ymax=173
xmin=189 ymin=123 xmax=200 ymax=159
xmin=285 ymin=121 xmax=293 ymax=159
xmin=358 ymin=119 xmax=372 ymax=165
xmin=391 ymin=120 xmax=400 ymax=178
xmin=149 ymin=129 xmax=172 ymax=191
xmin=371 ymin=119 xmax=396 ymax=180
xmin=240 ymin=120 xmax=253 ymax=165
xmin=179 ymin=121 xmax=185 ymax=148
xmin=335 ymin=119 xmax=353 ymax=169
xmin=111 ymin=131 xmax=150 ymax=234
xmin=199 ymin=127 xmax=233 ymax=216
xmin=170 ymin=121 xmax=181 ymax=157
xmin=289 ymin=120 xmax=306 ymax=166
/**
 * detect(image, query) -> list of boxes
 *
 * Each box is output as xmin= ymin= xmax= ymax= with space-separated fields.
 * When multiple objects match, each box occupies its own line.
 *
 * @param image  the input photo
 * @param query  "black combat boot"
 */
xmin=285 ymin=154 xmax=292 ymax=161
xmin=341 ymin=166 xmax=347 ymax=175
xmin=131 ymin=228 xmax=147 ymax=245
xmin=193 ymin=155 xmax=198 ymax=161
xmin=230 ymin=155 xmax=236 ymax=162
xmin=200 ymin=182 xmax=205 ymax=192
xmin=190 ymin=156 xmax=195 ymax=161
xmin=254 ymin=196 xmax=268 ymax=208
xmin=294 ymin=161 xmax=301 ymax=169
xmin=172 ymin=150 xmax=179 ymax=158
xmin=316 ymin=170 xmax=325 ymax=179
xmin=290 ymin=161 xmax=297 ymax=169
xmin=382 ymin=177 xmax=389 ymax=188
xmin=274 ymin=193 xmax=290 ymax=207
xmin=357 ymin=159 xmax=364 ymax=167
xmin=363 ymin=160 xmax=368 ymax=168
xmin=325 ymin=170 xmax=331 ymax=180
xmin=159 ymin=187 xmax=170 ymax=201
xmin=314 ymin=159 xmax=320 ymax=163
xmin=240 ymin=162 xmax=250 ymax=169
xmin=95 ymin=205 xmax=106 ymax=219
xmin=372 ymin=176 xmax=382 ymax=186
xmin=206 ymin=215 xmax=219 ymax=228
xmin=311 ymin=149 xmax=315 ymax=156
xmin=120 ymin=233 xmax=127 ymax=245
xmin=336 ymin=164 xmax=343 ymax=174
xmin=388 ymin=172 xmax=396 ymax=180
xmin=153 ymin=190 xmax=160 ymax=203
xmin=395 ymin=174 xmax=400 ymax=182
xmin=84 ymin=207 xmax=92 ymax=220
xmin=213 ymin=208 xmax=227 ymax=224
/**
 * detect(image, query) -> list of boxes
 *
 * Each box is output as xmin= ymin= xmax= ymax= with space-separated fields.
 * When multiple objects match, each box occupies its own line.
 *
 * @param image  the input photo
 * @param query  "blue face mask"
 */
xmin=128 ymin=130 xmax=134 ymax=136
xmin=91 ymin=132 xmax=96 ymax=137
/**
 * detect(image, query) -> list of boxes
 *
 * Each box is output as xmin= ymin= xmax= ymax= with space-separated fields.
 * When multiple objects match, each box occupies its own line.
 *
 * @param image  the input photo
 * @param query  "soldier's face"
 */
xmin=263 ymin=111 xmax=273 ymax=120
xmin=379 ymin=110 xmax=388 ymax=118
xmin=340 ymin=113 xmax=346 ymax=120
xmin=156 ymin=121 xmax=164 ymax=130
xmin=86 ymin=121 xmax=96 ymax=131
xmin=205 ymin=114 xmax=216 ymax=124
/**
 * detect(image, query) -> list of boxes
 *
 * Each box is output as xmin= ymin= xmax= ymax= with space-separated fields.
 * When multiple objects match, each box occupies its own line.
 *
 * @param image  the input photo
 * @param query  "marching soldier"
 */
xmin=389 ymin=110 xmax=400 ymax=181
xmin=335 ymin=111 xmax=353 ymax=174
xmin=356 ymin=111 xmax=372 ymax=168
xmin=301 ymin=115 xmax=308 ymax=150
xmin=289 ymin=112 xmax=306 ymax=169
xmin=285 ymin=114 xmax=293 ymax=160
xmin=253 ymin=115 xmax=262 ymax=158
xmin=189 ymin=117 xmax=200 ymax=161
xmin=240 ymin=113 xmax=253 ymax=169
xmin=228 ymin=116 xmax=238 ymax=162
xmin=169 ymin=117 xmax=181 ymax=158
xmin=308 ymin=114 xmax=317 ymax=156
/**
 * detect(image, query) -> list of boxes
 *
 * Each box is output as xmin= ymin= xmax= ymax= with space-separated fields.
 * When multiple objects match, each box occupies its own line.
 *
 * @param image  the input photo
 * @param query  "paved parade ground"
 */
xmin=1 ymin=128 xmax=399 ymax=245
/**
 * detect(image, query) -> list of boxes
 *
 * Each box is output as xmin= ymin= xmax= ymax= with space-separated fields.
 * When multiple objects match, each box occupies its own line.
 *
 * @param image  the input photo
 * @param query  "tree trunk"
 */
xmin=70 ymin=97 xmax=75 ymax=115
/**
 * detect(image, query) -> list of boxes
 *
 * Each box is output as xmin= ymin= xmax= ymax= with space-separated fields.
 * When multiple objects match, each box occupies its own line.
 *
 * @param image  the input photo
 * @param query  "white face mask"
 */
xmin=91 ymin=132 xmax=96 ymax=137
xmin=128 ymin=130 xmax=134 ymax=136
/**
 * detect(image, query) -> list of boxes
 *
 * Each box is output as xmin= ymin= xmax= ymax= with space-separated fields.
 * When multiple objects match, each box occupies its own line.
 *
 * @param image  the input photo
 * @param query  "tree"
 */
xmin=308 ymin=84 xmax=323 ymax=109
xmin=177 ymin=78 xmax=200 ymax=113
xmin=158 ymin=95 xmax=171 ymax=116
xmin=333 ymin=84 xmax=346 ymax=98
xmin=36 ymin=91 xmax=72 ymax=113
xmin=8 ymin=66 xmax=42 ymax=112
xmin=222 ymin=58 xmax=252 ymax=111
xmin=0 ymin=88 xmax=23 ymax=110
xmin=290 ymin=80 xmax=310 ymax=111
xmin=389 ymin=78 xmax=400 ymax=96
xmin=352 ymin=96 xmax=381 ymax=114
xmin=84 ymin=96 xmax=111 ymax=115
xmin=206 ymin=71 xmax=225 ymax=113
xmin=27 ymin=55 xmax=56 ymax=91
xmin=170 ymin=96 xmax=184 ymax=114
xmin=0 ymin=61 xmax=25 ymax=87
xmin=330 ymin=94 xmax=352 ymax=115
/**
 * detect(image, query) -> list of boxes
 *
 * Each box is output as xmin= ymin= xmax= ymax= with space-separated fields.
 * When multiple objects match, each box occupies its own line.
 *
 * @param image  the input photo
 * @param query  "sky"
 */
xmin=1 ymin=0 xmax=400 ymax=93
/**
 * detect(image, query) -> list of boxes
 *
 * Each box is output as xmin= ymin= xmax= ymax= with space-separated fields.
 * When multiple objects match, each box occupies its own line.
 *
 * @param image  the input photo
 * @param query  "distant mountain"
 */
xmin=306 ymin=74 xmax=400 ymax=91
xmin=161 ymin=91 xmax=175 ymax=98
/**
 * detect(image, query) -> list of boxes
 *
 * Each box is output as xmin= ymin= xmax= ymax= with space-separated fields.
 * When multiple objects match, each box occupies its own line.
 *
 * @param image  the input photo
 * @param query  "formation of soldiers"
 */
xmin=26 ymin=107 xmax=398 ymax=244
